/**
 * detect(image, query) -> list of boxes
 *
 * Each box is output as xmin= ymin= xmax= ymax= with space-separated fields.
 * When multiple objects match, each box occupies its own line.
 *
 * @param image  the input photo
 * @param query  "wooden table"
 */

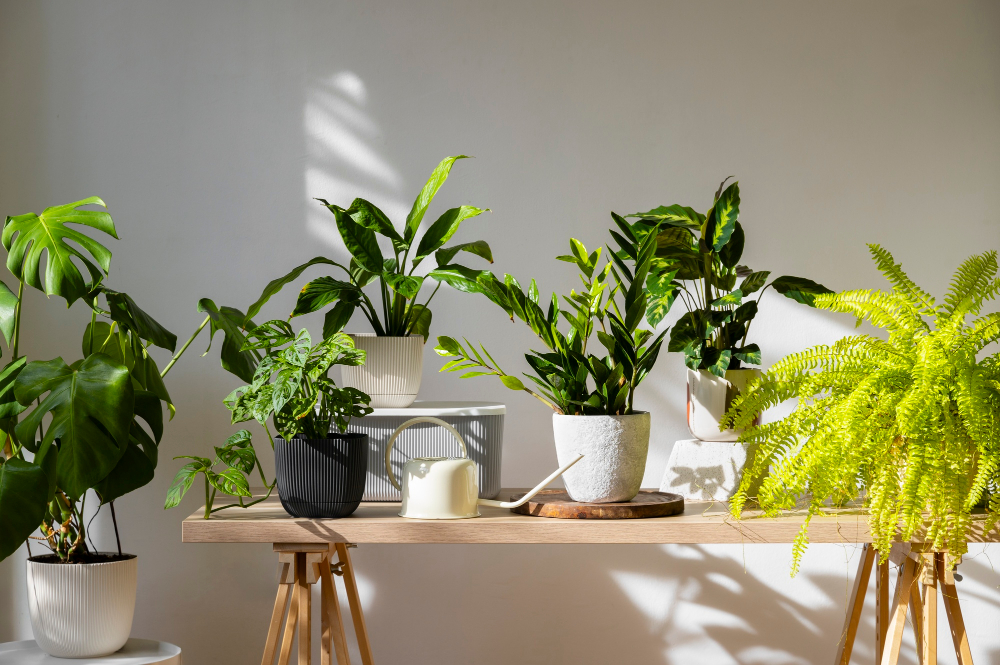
xmin=182 ymin=492 xmax=998 ymax=665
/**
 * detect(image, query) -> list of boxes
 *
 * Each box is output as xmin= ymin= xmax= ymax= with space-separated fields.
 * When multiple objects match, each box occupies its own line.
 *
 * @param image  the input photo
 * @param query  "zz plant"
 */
xmin=0 ymin=198 xmax=202 ymax=562
xmin=724 ymin=245 xmax=1000 ymax=572
xmin=242 ymin=155 xmax=493 ymax=341
xmin=625 ymin=178 xmax=830 ymax=375
xmin=436 ymin=229 xmax=665 ymax=415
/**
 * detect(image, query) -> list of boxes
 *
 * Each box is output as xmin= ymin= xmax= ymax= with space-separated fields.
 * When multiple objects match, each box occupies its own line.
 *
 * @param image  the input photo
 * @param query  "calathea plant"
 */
xmin=724 ymin=246 xmax=1000 ymax=572
xmin=164 ymin=323 xmax=372 ymax=517
xmin=0 ymin=198 xmax=203 ymax=563
xmin=241 ymin=155 xmax=493 ymax=340
xmin=623 ymin=178 xmax=830 ymax=375
xmin=435 ymin=230 xmax=665 ymax=415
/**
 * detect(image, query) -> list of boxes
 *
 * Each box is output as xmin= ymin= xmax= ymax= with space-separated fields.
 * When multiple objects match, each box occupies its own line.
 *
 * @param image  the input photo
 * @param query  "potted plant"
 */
xmin=241 ymin=155 xmax=494 ymax=407
xmin=221 ymin=322 xmax=373 ymax=518
xmin=724 ymin=245 xmax=1000 ymax=573
xmin=625 ymin=178 xmax=830 ymax=441
xmin=435 ymin=229 xmax=665 ymax=503
xmin=0 ymin=198 xmax=203 ymax=657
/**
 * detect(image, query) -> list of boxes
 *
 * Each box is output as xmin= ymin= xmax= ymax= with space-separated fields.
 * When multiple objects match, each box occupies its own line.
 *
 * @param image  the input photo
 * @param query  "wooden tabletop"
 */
xmin=181 ymin=490 xmax=999 ymax=546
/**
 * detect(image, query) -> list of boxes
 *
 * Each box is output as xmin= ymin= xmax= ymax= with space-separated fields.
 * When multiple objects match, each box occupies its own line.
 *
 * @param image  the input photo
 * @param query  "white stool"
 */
xmin=0 ymin=639 xmax=180 ymax=664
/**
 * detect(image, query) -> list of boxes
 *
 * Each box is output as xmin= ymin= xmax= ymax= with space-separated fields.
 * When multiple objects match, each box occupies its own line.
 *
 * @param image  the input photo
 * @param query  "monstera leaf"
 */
xmin=0 ymin=457 xmax=51 ymax=561
xmin=14 ymin=354 xmax=134 ymax=499
xmin=3 ymin=197 xmax=118 ymax=305
xmin=198 ymin=299 xmax=258 ymax=383
xmin=94 ymin=390 xmax=164 ymax=503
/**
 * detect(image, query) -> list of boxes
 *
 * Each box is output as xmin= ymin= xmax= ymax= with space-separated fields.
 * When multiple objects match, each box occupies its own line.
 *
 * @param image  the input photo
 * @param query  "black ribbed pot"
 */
xmin=274 ymin=433 xmax=368 ymax=518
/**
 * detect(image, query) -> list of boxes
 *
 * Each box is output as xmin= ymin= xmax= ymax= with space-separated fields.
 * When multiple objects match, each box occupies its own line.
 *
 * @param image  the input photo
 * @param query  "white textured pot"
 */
xmin=27 ymin=554 xmax=137 ymax=658
xmin=686 ymin=368 xmax=761 ymax=442
xmin=341 ymin=333 xmax=424 ymax=408
xmin=552 ymin=412 xmax=650 ymax=503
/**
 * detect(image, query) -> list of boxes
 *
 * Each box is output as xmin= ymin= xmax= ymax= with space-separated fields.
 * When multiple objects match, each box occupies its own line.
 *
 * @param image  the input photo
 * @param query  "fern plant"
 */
xmin=724 ymin=245 xmax=1000 ymax=572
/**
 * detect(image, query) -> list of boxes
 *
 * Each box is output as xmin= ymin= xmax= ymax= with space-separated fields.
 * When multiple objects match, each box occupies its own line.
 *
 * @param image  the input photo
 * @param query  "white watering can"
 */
xmin=385 ymin=417 xmax=584 ymax=519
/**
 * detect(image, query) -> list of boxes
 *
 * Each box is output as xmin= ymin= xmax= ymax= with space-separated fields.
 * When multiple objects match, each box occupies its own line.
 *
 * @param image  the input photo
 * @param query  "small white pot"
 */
xmin=27 ymin=554 xmax=137 ymax=658
xmin=341 ymin=333 xmax=424 ymax=408
xmin=552 ymin=412 xmax=650 ymax=503
xmin=686 ymin=368 xmax=761 ymax=442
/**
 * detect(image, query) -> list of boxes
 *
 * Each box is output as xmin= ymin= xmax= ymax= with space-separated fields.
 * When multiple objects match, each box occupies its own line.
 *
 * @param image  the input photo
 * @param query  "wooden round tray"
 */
xmin=508 ymin=489 xmax=684 ymax=519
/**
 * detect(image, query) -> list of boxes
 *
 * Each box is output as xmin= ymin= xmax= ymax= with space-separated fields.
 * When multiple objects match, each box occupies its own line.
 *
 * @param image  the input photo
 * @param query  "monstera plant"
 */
xmin=0 ymin=198 xmax=201 ymax=564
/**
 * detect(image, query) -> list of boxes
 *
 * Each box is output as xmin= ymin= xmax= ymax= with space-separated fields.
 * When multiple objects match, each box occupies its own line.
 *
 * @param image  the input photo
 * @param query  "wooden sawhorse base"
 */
xmin=261 ymin=543 xmax=375 ymax=665
xmin=835 ymin=543 xmax=974 ymax=665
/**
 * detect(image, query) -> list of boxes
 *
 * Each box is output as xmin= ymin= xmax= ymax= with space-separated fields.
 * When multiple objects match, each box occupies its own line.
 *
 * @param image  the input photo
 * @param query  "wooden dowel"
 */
xmin=262 ymin=568 xmax=292 ymax=665
xmin=920 ymin=554 xmax=937 ymax=665
xmin=908 ymin=572 xmax=924 ymax=665
xmin=877 ymin=556 xmax=890 ymax=664
xmin=298 ymin=552 xmax=312 ymax=665
xmin=277 ymin=578 xmax=299 ymax=665
xmin=337 ymin=544 xmax=375 ymax=665
xmin=321 ymin=552 xmax=352 ymax=665
xmin=937 ymin=554 xmax=974 ymax=665
xmin=834 ymin=543 xmax=875 ymax=665
xmin=880 ymin=557 xmax=917 ymax=665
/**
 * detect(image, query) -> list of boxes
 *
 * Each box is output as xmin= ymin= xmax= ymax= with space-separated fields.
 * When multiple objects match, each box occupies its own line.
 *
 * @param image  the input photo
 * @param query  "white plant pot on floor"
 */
xmin=341 ymin=334 xmax=424 ymax=408
xmin=686 ymin=368 xmax=761 ymax=442
xmin=27 ymin=554 xmax=137 ymax=658
xmin=552 ymin=412 xmax=650 ymax=503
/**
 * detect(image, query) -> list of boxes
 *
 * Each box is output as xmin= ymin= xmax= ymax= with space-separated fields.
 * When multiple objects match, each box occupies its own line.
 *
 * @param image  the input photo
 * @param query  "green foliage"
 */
xmin=724 ymin=245 xmax=1000 ymax=573
xmin=224 ymin=325 xmax=373 ymax=439
xmin=435 ymin=230 xmax=666 ymax=415
xmin=627 ymin=179 xmax=831 ymax=376
xmin=164 ymin=430 xmax=276 ymax=519
xmin=244 ymin=156 xmax=493 ymax=341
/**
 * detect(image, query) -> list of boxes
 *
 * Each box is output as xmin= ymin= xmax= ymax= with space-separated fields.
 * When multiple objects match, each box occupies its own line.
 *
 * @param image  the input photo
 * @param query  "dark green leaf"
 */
xmin=94 ymin=438 xmax=155 ymax=504
xmin=344 ymin=198 xmax=403 ymax=248
xmin=0 ymin=458 xmax=50 ymax=561
xmin=163 ymin=461 xmax=203 ymax=510
xmin=208 ymin=468 xmax=251 ymax=497
xmin=711 ymin=289 xmax=743 ymax=309
xmin=244 ymin=257 xmax=342 ymax=323
xmin=427 ymin=264 xmax=491 ymax=293
xmin=198 ymin=299 xmax=258 ymax=383
xmin=739 ymin=271 xmax=771 ymax=296
xmin=413 ymin=206 xmax=489 ymax=267
xmin=323 ymin=301 xmax=356 ymax=338
xmin=405 ymin=304 xmax=432 ymax=341
xmin=331 ymin=206 xmax=383 ymax=273
xmin=3 ymin=197 xmax=117 ymax=305
xmin=98 ymin=287 xmax=177 ymax=352
xmin=627 ymin=204 xmax=705 ymax=229
xmin=708 ymin=182 xmax=740 ymax=252
xmin=703 ymin=348 xmax=733 ymax=377
xmin=733 ymin=344 xmax=761 ymax=365
xmin=719 ymin=221 xmax=744 ymax=268
xmin=0 ymin=282 xmax=17 ymax=347
xmin=291 ymin=277 xmax=359 ymax=317
xmin=435 ymin=240 xmax=493 ymax=267
xmin=384 ymin=273 xmax=424 ymax=300
xmin=404 ymin=155 xmax=469 ymax=244
xmin=771 ymin=276 xmax=833 ymax=306
xmin=215 ymin=430 xmax=256 ymax=474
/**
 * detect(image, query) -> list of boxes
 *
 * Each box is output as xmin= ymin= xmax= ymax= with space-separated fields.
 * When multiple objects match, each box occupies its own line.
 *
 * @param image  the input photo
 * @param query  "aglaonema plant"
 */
xmin=724 ymin=246 xmax=1000 ymax=573
xmin=0 ymin=198 xmax=206 ymax=563
xmin=623 ymin=178 xmax=831 ymax=375
xmin=241 ymin=155 xmax=494 ymax=341
xmin=435 ymin=228 xmax=665 ymax=415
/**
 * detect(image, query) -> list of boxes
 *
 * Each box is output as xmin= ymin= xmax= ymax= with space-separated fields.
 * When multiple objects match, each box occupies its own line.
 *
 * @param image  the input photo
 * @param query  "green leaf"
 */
xmin=711 ymin=289 xmax=743 ymax=309
xmin=344 ymin=198 xmax=403 ymax=248
xmin=703 ymin=348 xmax=732 ymax=377
xmin=291 ymin=277 xmax=359 ymax=317
xmin=719 ymin=221 xmax=744 ymax=268
xmin=426 ymin=264 xmax=491 ymax=293
xmin=771 ymin=276 xmax=833 ymax=306
xmin=323 ymin=301 xmax=356 ymax=338
xmin=331 ymin=206 xmax=383 ymax=273
xmin=435 ymin=336 xmax=464 ymax=357
xmin=733 ymin=344 xmax=761 ymax=365
xmin=0 ymin=357 xmax=27 ymax=421
xmin=198 ymin=299 xmax=258 ymax=383
xmin=739 ymin=270 xmax=771 ymax=296
xmin=0 ymin=458 xmax=50 ymax=561
xmin=500 ymin=375 xmax=525 ymax=391
xmin=244 ymin=257 xmax=341 ymax=324
xmin=15 ymin=355 xmax=134 ymax=499
xmin=215 ymin=430 xmax=256 ymax=474
xmin=164 ymin=461 xmax=204 ymax=509
xmin=244 ymin=320 xmax=296 ymax=351
xmin=413 ymin=206 xmax=489 ymax=267
xmin=100 ymin=287 xmax=177 ymax=352
xmin=435 ymin=240 xmax=493 ymax=267
xmin=627 ymin=204 xmax=705 ymax=229
xmin=708 ymin=182 xmax=740 ymax=252
xmin=0 ymin=282 xmax=18 ymax=347
xmin=209 ymin=468 xmax=251 ymax=497
xmin=3 ymin=197 xmax=117 ymax=305
xmin=384 ymin=274 xmax=424 ymax=300
xmin=405 ymin=304 xmax=432 ymax=341
xmin=94 ymin=437 xmax=155 ymax=504
xmin=404 ymin=155 xmax=469 ymax=244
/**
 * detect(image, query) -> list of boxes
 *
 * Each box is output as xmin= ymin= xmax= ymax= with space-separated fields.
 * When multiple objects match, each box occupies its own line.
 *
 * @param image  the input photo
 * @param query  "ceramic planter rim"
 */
xmin=552 ymin=411 xmax=649 ymax=417
xmin=280 ymin=432 xmax=368 ymax=442
xmin=345 ymin=332 xmax=424 ymax=339
xmin=27 ymin=553 xmax=137 ymax=565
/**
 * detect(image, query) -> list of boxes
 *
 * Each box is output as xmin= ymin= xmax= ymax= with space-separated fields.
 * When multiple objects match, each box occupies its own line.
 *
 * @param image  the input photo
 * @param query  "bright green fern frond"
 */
xmin=867 ymin=244 xmax=937 ymax=317
xmin=939 ymin=250 xmax=998 ymax=322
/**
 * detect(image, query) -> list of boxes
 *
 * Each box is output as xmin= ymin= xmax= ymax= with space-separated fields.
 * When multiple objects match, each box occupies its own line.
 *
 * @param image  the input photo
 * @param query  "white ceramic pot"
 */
xmin=552 ymin=412 xmax=650 ymax=503
xmin=27 ymin=554 xmax=138 ymax=658
xmin=686 ymin=368 xmax=761 ymax=442
xmin=341 ymin=333 xmax=424 ymax=408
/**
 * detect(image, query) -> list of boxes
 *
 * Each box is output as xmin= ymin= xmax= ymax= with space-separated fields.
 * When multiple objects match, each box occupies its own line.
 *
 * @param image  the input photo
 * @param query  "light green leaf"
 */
xmin=0 ymin=282 xmax=18 ymax=347
xmin=404 ymin=155 xmax=469 ymax=244
xmin=413 ymin=206 xmax=489 ymax=267
xmin=627 ymin=204 xmax=705 ymax=229
xmin=500 ymin=375 xmax=525 ymax=391
xmin=384 ymin=273 xmax=424 ymax=300
xmin=711 ymin=289 xmax=743 ymax=309
xmin=163 ymin=461 xmax=203 ymax=510
xmin=435 ymin=240 xmax=493 ymax=267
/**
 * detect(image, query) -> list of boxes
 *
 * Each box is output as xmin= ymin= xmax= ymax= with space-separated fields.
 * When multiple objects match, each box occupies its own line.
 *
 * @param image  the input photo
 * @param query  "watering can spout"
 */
xmin=477 ymin=454 xmax=584 ymax=509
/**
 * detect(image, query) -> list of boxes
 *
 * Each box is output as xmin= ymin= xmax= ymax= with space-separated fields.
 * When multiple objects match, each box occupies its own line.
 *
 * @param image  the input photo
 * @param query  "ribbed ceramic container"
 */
xmin=341 ymin=334 xmax=424 ymax=408
xmin=275 ymin=434 xmax=368 ymax=518
xmin=686 ymin=368 xmax=762 ymax=442
xmin=347 ymin=402 xmax=505 ymax=501
xmin=552 ymin=412 xmax=650 ymax=503
xmin=26 ymin=554 xmax=137 ymax=658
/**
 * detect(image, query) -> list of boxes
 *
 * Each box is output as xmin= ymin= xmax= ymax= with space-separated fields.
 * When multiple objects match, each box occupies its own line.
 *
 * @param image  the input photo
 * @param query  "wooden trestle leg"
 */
xmin=260 ymin=544 xmax=375 ymax=665
xmin=834 ymin=544 xmax=975 ymax=665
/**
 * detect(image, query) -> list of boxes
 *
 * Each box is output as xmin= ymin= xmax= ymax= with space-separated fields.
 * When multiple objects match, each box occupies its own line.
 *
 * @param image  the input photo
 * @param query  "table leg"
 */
xmin=336 ymin=543 xmax=375 ymax=665
xmin=277 ymin=575 xmax=300 ymax=665
xmin=262 ymin=563 xmax=293 ymax=665
xmin=298 ymin=552 xmax=312 ymax=665
xmin=937 ymin=554 xmax=974 ymax=665
xmin=321 ymin=551 xmax=352 ymax=665
xmin=881 ymin=557 xmax=917 ymax=665
xmin=835 ymin=543 xmax=875 ymax=665
xmin=877 ymin=557 xmax=890 ymax=664
xmin=909 ymin=571 xmax=924 ymax=665
xmin=920 ymin=554 xmax=937 ymax=665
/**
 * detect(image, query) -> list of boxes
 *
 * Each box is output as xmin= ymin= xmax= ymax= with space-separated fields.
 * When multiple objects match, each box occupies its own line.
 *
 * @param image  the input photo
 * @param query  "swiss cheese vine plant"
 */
xmin=723 ymin=245 xmax=1000 ymax=573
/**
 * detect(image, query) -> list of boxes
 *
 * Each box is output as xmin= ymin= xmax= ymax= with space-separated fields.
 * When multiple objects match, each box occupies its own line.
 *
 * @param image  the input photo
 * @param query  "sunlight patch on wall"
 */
xmin=304 ymin=71 xmax=407 ymax=253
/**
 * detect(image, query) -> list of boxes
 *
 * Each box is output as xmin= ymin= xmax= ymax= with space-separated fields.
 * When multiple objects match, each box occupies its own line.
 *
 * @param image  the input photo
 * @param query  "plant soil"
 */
xmin=28 ymin=552 xmax=136 ymax=565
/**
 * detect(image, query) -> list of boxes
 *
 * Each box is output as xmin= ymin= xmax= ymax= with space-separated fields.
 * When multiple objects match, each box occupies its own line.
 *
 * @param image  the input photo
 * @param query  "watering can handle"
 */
xmin=384 ymin=416 xmax=469 ymax=491
xmin=478 ymin=453 xmax=584 ymax=509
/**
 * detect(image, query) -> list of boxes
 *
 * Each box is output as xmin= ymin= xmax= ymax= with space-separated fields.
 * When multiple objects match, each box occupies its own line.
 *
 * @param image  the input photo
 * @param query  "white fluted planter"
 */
xmin=341 ymin=334 xmax=424 ymax=408
xmin=686 ymin=368 xmax=761 ymax=442
xmin=27 ymin=554 xmax=137 ymax=658
xmin=552 ymin=412 xmax=650 ymax=503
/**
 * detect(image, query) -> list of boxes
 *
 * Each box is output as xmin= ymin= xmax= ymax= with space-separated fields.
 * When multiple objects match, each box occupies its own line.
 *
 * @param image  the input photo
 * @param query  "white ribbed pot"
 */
xmin=341 ymin=334 xmax=424 ymax=408
xmin=686 ymin=368 xmax=761 ymax=442
xmin=27 ymin=554 xmax=137 ymax=658
xmin=552 ymin=412 xmax=650 ymax=503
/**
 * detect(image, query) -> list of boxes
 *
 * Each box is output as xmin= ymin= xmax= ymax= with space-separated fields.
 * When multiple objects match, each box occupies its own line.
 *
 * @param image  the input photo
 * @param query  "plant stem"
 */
xmin=160 ymin=314 xmax=210 ymax=378
xmin=203 ymin=476 xmax=212 ymax=519
xmin=209 ymin=481 xmax=276 ymax=514
xmin=10 ymin=280 xmax=23 ymax=360
xmin=109 ymin=500 xmax=122 ymax=555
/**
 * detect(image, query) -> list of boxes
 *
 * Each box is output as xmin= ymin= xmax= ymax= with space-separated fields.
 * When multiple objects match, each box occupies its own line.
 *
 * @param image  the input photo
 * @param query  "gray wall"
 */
xmin=2 ymin=2 xmax=1000 ymax=664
